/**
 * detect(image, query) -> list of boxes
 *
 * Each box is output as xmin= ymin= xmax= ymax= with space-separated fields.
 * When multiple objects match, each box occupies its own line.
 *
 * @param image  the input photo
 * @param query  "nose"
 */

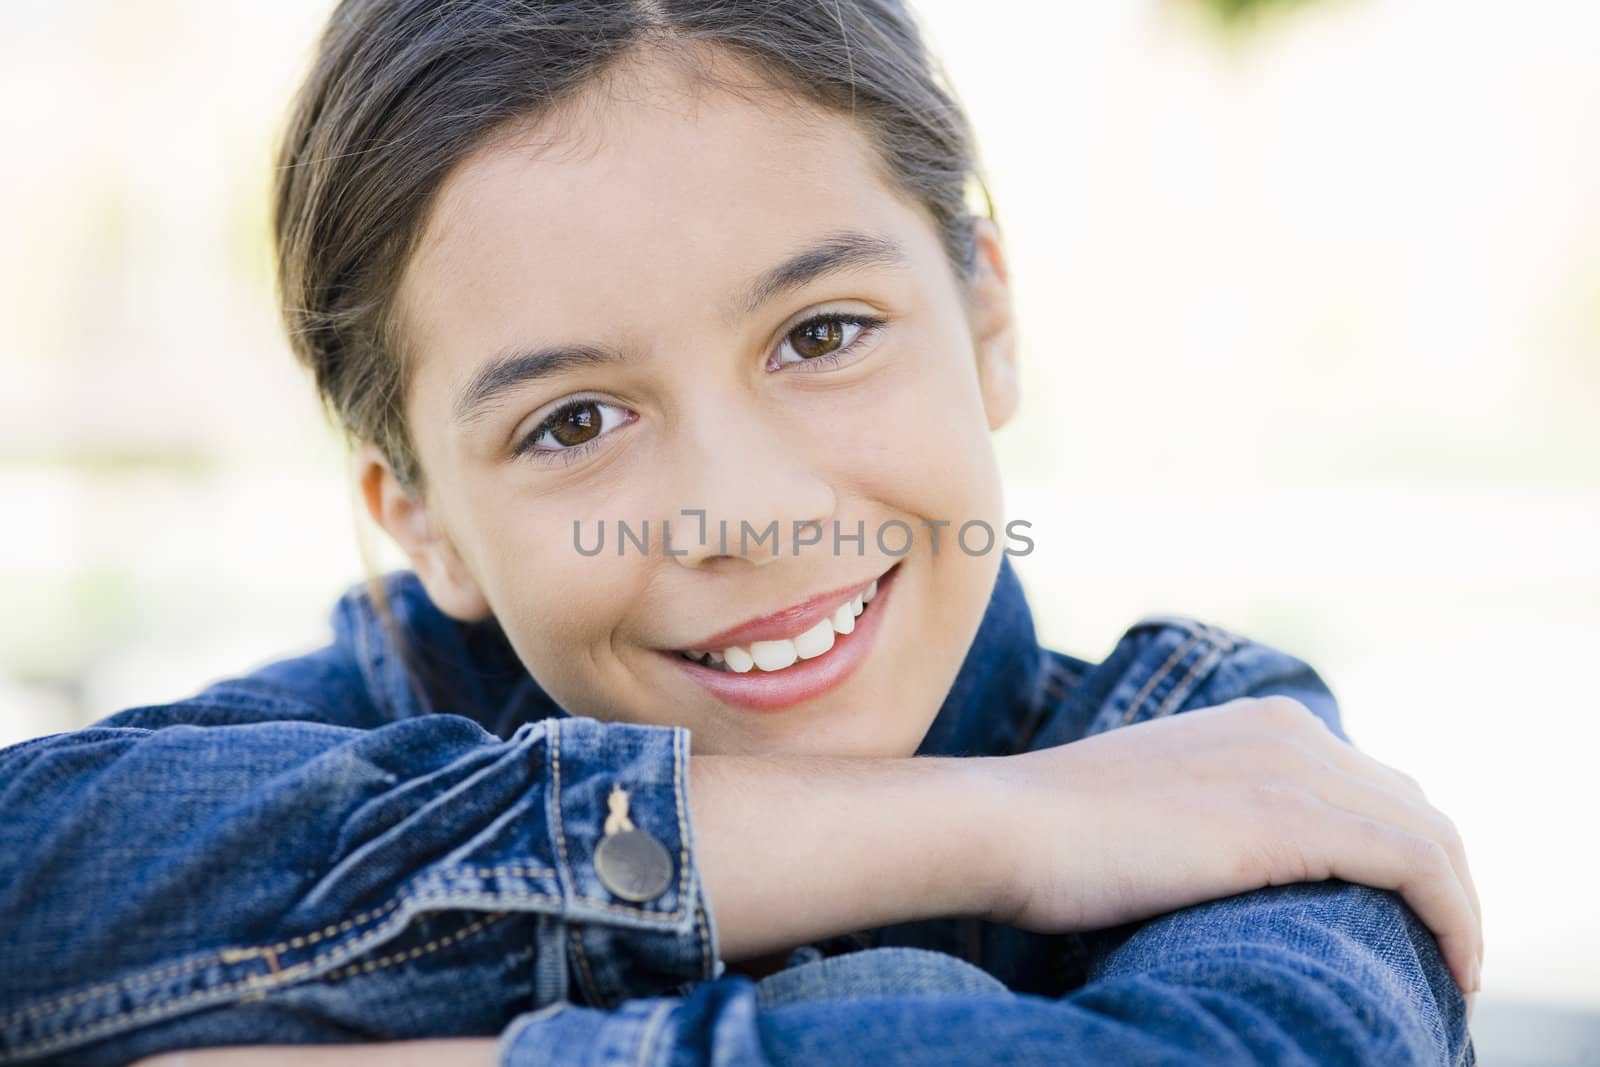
xmin=656 ymin=402 xmax=837 ymax=569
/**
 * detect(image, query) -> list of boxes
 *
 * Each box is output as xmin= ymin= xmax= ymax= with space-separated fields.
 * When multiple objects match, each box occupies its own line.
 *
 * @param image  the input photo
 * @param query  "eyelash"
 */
xmin=512 ymin=398 xmax=622 ymax=466
xmin=513 ymin=311 xmax=888 ymax=465
xmin=770 ymin=311 xmax=887 ymax=372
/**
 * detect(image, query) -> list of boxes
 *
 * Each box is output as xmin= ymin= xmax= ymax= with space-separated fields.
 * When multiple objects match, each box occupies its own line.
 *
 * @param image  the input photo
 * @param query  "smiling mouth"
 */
xmin=675 ymin=566 xmax=892 ymax=674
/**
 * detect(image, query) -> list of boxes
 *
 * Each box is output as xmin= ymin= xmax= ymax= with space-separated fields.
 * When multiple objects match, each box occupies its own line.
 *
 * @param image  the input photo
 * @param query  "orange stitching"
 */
xmin=4 ymin=868 xmax=565 ymax=1033
xmin=10 ymin=839 xmax=675 ymax=1028
xmin=8 ymin=892 xmax=524 ymax=1061
xmin=695 ymin=882 xmax=712 ymax=981
xmin=565 ymin=896 xmax=691 ymax=918
xmin=551 ymin=727 xmax=600 ymax=1010
xmin=672 ymin=726 xmax=690 ymax=911
xmin=550 ymin=720 xmax=690 ymax=921
xmin=218 ymin=946 xmax=282 ymax=976
xmin=319 ymin=911 xmax=509 ymax=983
xmin=551 ymin=719 xmax=569 ymax=893
xmin=1119 ymin=632 xmax=1206 ymax=726
xmin=14 ymin=722 xmax=698 ymax=1056
xmin=5 ymin=893 xmax=405 ymax=1030
xmin=1152 ymin=642 xmax=1228 ymax=720
xmin=224 ymin=865 xmax=557 ymax=956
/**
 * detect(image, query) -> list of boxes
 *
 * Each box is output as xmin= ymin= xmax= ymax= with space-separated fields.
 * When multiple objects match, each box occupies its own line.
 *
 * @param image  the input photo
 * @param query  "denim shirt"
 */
xmin=0 ymin=556 xmax=1474 ymax=1066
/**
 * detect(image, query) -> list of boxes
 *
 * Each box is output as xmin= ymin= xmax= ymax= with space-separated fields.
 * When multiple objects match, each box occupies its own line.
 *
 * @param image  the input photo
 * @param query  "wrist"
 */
xmin=687 ymin=751 xmax=1014 ymax=960
xmin=928 ymin=754 xmax=1017 ymax=923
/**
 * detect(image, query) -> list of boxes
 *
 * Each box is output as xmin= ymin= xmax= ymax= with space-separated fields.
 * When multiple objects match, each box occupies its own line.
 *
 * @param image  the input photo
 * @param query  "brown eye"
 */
xmin=515 ymin=398 xmax=632 ymax=463
xmin=789 ymin=318 xmax=846 ymax=361
xmin=549 ymin=401 xmax=602 ymax=446
xmin=771 ymin=312 xmax=886 ymax=370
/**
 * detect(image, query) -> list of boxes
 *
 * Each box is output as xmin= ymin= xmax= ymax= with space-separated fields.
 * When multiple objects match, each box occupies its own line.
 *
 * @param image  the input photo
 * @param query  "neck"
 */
xmin=915 ymin=554 xmax=1047 ymax=758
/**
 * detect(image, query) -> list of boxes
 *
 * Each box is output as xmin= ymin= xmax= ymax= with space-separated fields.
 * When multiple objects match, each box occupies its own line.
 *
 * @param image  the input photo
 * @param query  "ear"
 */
xmin=354 ymin=441 xmax=492 ymax=622
xmin=964 ymin=216 xmax=1020 ymax=432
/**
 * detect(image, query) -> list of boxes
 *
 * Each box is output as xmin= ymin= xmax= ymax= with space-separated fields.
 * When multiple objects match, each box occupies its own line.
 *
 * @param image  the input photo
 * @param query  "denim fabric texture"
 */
xmin=0 ymin=556 xmax=1475 ymax=1065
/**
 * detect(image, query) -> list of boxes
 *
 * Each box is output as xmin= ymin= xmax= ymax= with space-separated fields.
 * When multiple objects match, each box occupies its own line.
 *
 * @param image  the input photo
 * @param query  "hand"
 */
xmin=977 ymin=696 xmax=1484 ymax=1002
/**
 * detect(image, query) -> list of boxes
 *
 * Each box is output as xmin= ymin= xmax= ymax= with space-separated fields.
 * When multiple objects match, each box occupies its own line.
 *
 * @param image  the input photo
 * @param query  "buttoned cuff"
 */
xmin=547 ymin=716 xmax=722 ymax=1006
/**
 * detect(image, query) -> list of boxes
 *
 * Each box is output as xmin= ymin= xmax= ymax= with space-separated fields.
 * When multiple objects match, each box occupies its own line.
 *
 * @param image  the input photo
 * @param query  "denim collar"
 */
xmin=340 ymin=555 xmax=1049 ymax=756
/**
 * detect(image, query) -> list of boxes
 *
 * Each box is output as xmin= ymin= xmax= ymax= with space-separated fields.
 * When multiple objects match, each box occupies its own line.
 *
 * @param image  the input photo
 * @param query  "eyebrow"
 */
xmin=451 ymin=229 xmax=910 ymax=428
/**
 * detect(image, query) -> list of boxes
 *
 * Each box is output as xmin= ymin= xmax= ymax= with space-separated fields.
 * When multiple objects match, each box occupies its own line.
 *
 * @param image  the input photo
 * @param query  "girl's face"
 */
xmin=363 ymin=47 xmax=1020 ymax=757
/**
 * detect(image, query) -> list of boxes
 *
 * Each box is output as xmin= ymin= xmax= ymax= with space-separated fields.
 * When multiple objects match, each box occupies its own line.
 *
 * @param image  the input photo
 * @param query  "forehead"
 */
xmin=393 ymin=46 xmax=927 ymax=386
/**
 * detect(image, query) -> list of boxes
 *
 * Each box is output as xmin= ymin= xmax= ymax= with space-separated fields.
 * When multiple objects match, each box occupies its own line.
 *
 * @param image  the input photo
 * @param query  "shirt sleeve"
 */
xmin=495 ymin=875 xmax=1469 ymax=1067
xmin=496 ymin=626 xmax=1474 ymax=1067
xmin=0 ymin=710 xmax=719 ymax=1065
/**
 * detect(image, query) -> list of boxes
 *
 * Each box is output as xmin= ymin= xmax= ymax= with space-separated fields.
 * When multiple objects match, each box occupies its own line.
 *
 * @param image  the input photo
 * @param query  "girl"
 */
xmin=0 ymin=1 xmax=1480 ymax=1064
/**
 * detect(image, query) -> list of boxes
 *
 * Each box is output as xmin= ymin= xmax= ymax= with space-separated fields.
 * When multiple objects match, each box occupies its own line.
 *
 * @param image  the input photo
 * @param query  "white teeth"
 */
xmin=794 ymin=618 xmax=836 ymax=659
xmin=687 ymin=576 xmax=885 ymax=676
xmin=750 ymin=639 xmax=798 ymax=671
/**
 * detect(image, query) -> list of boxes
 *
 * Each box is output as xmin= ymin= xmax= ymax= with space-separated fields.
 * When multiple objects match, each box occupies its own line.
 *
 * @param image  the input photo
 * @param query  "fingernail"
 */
xmin=1469 ymin=957 xmax=1481 ymax=993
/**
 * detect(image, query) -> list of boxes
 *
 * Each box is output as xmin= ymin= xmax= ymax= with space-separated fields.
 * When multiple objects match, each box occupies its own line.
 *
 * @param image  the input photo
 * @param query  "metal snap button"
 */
xmin=594 ymin=784 xmax=674 ymax=902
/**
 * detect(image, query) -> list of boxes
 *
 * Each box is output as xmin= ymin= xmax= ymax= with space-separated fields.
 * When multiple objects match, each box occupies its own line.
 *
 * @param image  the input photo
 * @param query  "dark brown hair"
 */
xmin=270 ymin=0 xmax=998 ymax=664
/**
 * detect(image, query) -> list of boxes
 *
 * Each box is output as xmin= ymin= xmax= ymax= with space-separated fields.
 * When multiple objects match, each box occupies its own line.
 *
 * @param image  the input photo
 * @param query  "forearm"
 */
xmin=689 ymin=753 xmax=1004 ymax=962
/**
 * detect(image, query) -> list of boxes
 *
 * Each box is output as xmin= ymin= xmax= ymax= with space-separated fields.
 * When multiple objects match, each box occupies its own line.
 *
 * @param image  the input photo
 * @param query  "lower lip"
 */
xmin=662 ymin=561 xmax=902 ymax=712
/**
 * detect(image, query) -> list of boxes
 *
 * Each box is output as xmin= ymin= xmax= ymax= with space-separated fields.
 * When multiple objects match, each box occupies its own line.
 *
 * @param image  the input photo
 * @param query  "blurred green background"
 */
xmin=1 ymin=0 xmax=1596 ymax=1056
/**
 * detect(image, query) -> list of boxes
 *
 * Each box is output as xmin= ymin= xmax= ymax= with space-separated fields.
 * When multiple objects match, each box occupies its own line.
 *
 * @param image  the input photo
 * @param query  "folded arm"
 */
xmin=0 ymin=706 xmax=713 ymax=1065
xmin=0 ymin=683 xmax=1001 ymax=1066
xmin=127 ymin=875 xmax=1471 ymax=1067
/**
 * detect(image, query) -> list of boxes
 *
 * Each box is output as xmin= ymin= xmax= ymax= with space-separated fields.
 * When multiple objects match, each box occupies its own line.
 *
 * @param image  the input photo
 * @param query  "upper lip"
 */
xmin=675 ymin=563 xmax=894 ymax=651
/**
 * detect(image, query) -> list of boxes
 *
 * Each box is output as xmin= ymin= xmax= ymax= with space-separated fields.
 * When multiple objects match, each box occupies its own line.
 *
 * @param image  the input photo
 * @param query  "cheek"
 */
xmin=483 ymin=552 xmax=651 ymax=724
xmin=839 ymin=342 xmax=1002 ymax=521
xmin=465 ymin=482 xmax=651 ymax=657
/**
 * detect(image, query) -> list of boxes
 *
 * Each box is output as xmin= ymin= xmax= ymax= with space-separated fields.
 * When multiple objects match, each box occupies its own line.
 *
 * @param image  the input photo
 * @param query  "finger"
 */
xmin=1303 ymin=764 xmax=1483 ymax=971
xmin=1307 ymin=742 xmax=1485 ymax=972
xmin=1317 ymin=815 xmax=1482 ymax=997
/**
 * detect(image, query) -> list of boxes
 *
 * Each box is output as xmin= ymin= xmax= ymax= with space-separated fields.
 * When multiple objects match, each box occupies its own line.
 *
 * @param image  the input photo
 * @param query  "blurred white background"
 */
xmin=2 ymin=0 xmax=1596 ymax=1056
